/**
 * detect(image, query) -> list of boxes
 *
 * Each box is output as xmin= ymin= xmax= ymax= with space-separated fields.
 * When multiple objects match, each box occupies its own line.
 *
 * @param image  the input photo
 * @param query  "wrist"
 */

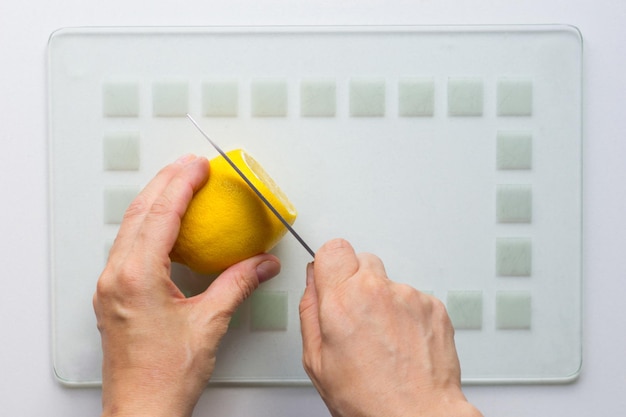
xmin=101 ymin=398 xmax=192 ymax=417
xmin=101 ymin=395 xmax=192 ymax=417
xmin=101 ymin=371 xmax=199 ymax=417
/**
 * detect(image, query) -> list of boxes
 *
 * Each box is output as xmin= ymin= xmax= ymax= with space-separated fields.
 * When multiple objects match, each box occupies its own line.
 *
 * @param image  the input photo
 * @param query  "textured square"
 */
xmin=102 ymin=82 xmax=139 ymax=117
xmin=251 ymin=80 xmax=288 ymax=117
xmin=103 ymin=187 xmax=140 ymax=224
xmin=350 ymin=79 xmax=386 ymax=117
xmin=250 ymin=291 xmax=288 ymax=331
xmin=497 ymin=131 xmax=532 ymax=170
xmin=447 ymin=78 xmax=483 ymax=116
xmin=152 ymin=82 xmax=189 ymax=117
xmin=398 ymin=78 xmax=434 ymax=117
xmin=300 ymin=79 xmax=336 ymax=117
xmin=496 ymin=238 xmax=532 ymax=276
xmin=103 ymin=131 xmax=140 ymax=171
xmin=447 ymin=291 xmax=483 ymax=330
xmin=496 ymin=291 xmax=532 ymax=329
xmin=497 ymin=184 xmax=532 ymax=223
xmin=498 ymin=79 xmax=533 ymax=116
xmin=202 ymin=81 xmax=238 ymax=117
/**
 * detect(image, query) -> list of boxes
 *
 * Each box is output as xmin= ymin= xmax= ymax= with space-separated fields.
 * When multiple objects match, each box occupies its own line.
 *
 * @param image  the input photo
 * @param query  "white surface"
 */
xmin=1 ymin=0 xmax=625 ymax=415
xmin=49 ymin=26 xmax=582 ymax=385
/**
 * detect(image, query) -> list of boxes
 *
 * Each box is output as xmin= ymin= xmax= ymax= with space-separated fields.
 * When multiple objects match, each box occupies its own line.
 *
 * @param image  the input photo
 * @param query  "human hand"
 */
xmin=299 ymin=239 xmax=482 ymax=417
xmin=93 ymin=155 xmax=281 ymax=417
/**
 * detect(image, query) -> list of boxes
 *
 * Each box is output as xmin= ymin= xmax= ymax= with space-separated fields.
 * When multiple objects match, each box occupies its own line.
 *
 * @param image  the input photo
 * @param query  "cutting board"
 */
xmin=48 ymin=25 xmax=582 ymax=385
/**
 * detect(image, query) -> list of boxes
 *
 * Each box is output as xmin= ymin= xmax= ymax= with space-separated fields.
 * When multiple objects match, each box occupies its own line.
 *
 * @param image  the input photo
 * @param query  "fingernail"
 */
xmin=256 ymin=260 xmax=281 ymax=283
xmin=175 ymin=153 xmax=197 ymax=165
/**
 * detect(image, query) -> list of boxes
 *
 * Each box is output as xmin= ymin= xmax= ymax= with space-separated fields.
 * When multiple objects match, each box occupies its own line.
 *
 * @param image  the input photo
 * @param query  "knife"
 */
xmin=186 ymin=114 xmax=315 ymax=258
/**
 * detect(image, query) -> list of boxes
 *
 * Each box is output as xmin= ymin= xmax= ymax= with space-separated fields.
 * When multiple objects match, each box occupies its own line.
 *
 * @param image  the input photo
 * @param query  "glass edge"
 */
xmin=47 ymin=24 xmax=584 ymax=39
xmin=48 ymin=21 xmax=585 ymax=388
xmin=461 ymin=367 xmax=582 ymax=385
xmin=52 ymin=376 xmax=315 ymax=388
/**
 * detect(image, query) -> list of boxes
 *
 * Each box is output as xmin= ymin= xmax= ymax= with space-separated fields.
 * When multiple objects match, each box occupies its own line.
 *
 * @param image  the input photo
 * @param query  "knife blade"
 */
xmin=186 ymin=114 xmax=315 ymax=258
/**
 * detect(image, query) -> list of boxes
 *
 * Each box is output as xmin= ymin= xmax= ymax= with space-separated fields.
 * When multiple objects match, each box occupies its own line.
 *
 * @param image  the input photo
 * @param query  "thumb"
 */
xmin=198 ymin=254 xmax=281 ymax=317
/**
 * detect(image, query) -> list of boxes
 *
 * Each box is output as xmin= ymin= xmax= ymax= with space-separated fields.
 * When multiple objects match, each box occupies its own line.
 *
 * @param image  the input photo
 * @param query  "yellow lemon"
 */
xmin=171 ymin=149 xmax=297 ymax=274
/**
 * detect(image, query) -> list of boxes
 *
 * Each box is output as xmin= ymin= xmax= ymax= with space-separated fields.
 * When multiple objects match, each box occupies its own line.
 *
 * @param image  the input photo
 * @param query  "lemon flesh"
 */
xmin=171 ymin=149 xmax=297 ymax=274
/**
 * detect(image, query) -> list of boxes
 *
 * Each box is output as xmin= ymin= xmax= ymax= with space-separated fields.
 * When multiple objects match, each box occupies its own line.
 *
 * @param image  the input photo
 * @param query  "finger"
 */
xmin=197 ymin=253 xmax=281 ymax=318
xmin=137 ymin=156 xmax=209 ymax=260
xmin=299 ymin=263 xmax=322 ymax=366
xmin=313 ymin=238 xmax=359 ymax=299
xmin=111 ymin=154 xmax=199 ymax=257
xmin=356 ymin=252 xmax=388 ymax=279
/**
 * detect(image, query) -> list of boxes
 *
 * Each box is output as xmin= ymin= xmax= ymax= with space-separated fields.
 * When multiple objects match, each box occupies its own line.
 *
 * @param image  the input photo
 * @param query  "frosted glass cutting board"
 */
xmin=48 ymin=26 xmax=583 ymax=385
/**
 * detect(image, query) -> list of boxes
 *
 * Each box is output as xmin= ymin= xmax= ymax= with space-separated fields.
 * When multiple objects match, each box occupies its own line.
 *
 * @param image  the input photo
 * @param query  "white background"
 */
xmin=1 ymin=1 xmax=625 ymax=415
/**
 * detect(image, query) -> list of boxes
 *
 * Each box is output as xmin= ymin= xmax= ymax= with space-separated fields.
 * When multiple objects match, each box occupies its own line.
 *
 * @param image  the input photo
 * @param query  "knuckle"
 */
xmin=231 ymin=270 xmax=259 ymax=301
xmin=300 ymin=346 xmax=321 ymax=377
xmin=116 ymin=262 xmax=145 ymax=293
xmin=94 ymin=268 xmax=115 ymax=299
xmin=93 ymin=272 xmax=116 ymax=332
xmin=431 ymin=296 xmax=447 ymax=316
xmin=92 ymin=292 xmax=100 ymax=318
xmin=358 ymin=252 xmax=386 ymax=274
xmin=359 ymin=251 xmax=382 ymax=264
xmin=302 ymin=353 xmax=315 ymax=375
xmin=321 ymin=238 xmax=352 ymax=256
xmin=122 ymin=194 xmax=149 ymax=222
xmin=430 ymin=296 xmax=454 ymax=328
xmin=157 ymin=162 xmax=180 ymax=177
xmin=149 ymin=194 xmax=174 ymax=218
xmin=327 ymin=238 xmax=350 ymax=249
xmin=358 ymin=272 xmax=388 ymax=297
xmin=396 ymin=282 xmax=419 ymax=301
xmin=426 ymin=294 xmax=443 ymax=312
xmin=93 ymin=263 xmax=144 ymax=330
xmin=98 ymin=260 xmax=145 ymax=298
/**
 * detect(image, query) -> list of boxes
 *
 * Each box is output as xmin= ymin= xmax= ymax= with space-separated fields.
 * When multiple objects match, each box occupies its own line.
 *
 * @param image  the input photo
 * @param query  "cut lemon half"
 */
xmin=171 ymin=149 xmax=297 ymax=274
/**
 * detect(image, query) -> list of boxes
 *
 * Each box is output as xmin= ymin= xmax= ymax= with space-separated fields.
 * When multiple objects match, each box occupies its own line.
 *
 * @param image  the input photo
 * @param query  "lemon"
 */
xmin=171 ymin=149 xmax=297 ymax=274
